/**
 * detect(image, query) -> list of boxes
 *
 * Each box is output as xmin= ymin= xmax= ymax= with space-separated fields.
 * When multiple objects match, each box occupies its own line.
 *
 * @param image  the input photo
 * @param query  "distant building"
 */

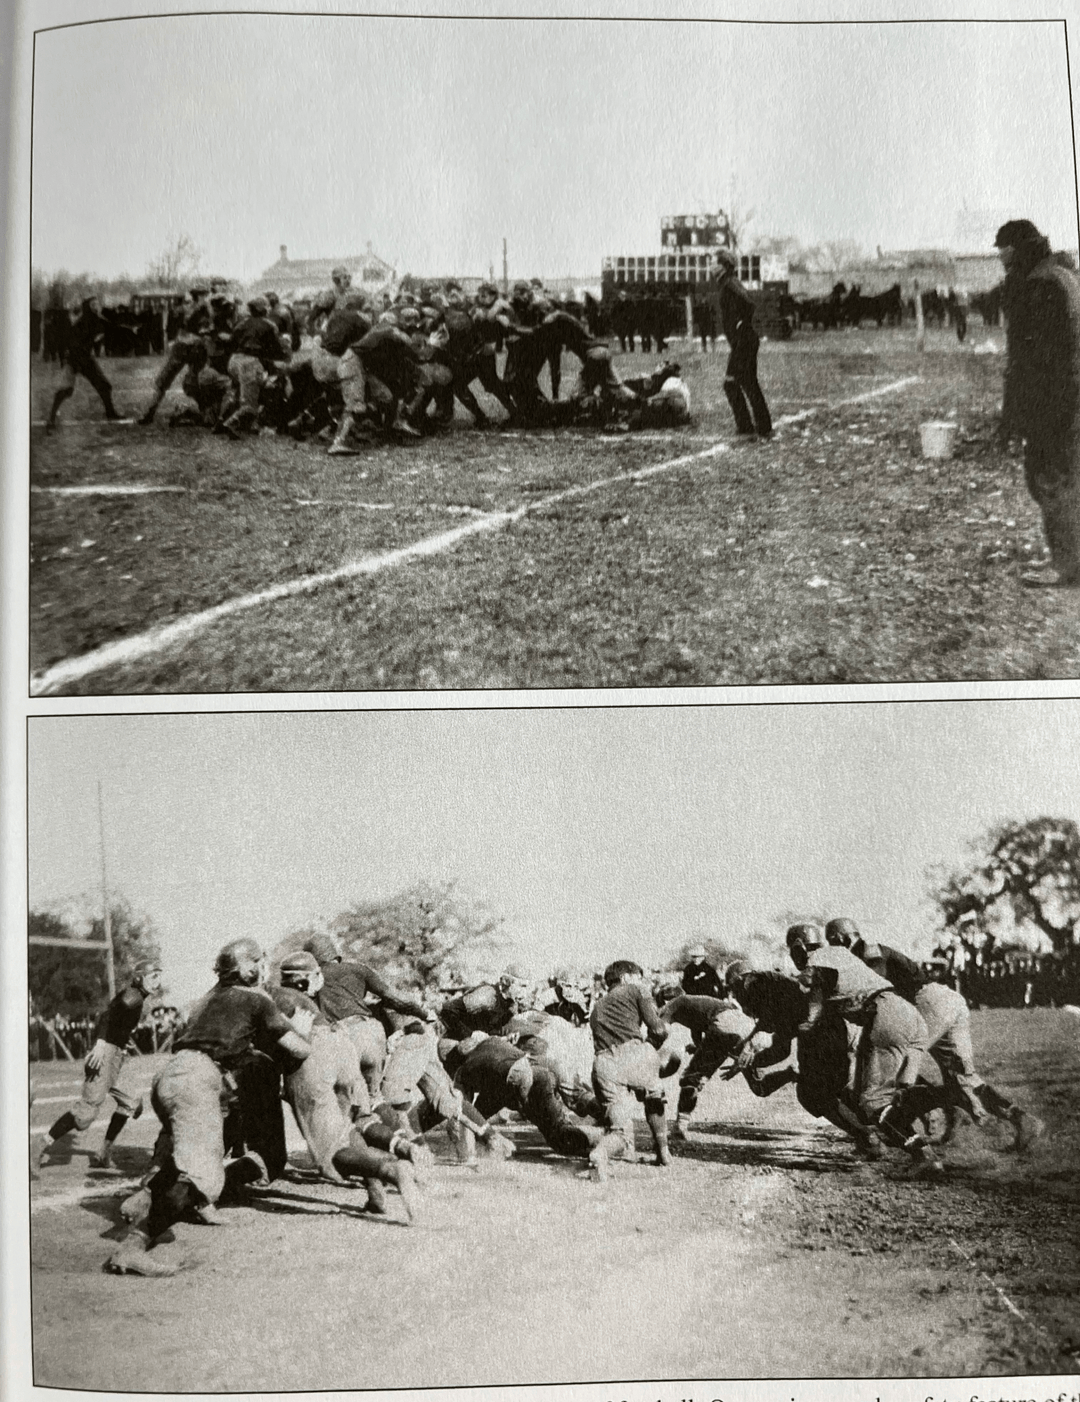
xmin=251 ymin=242 xmax=396 ymax=299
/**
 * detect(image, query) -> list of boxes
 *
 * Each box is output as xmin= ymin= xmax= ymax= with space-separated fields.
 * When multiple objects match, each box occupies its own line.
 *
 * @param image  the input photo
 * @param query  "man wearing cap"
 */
xmin=994 ymin=218 xmax=1080 ymax=587
xmin=33 ymin=959 xmax=164 ymax=1173
xmin=680 ymin=945 xmax=726 ymax=999
xmin=713 ymin=249 xmax=773 ymax=439
xmin=137 ymin=286 xmax=213 ymax=425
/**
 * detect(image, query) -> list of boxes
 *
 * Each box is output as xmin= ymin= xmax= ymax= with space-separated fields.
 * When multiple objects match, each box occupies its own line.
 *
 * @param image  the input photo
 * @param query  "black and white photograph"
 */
xmin=21 ymin=5 xmax=1080 ymax=694
xmin=5 ymin=4 xmax=1080 ymax=1402
xmin=18 ymin=703 xmax=1080 ymax=1390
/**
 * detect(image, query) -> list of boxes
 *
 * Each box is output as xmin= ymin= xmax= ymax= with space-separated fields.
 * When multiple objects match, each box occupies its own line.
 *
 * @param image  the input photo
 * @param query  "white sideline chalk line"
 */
xmin=947 ymin=1236 xmax=1058 ymax=1354
xmin=33 ymin=484 xmax=185 ymax=497
xmin=32 ymin=419 xmax=137 ymax=428
xmin=30 ymin=376 xmax=919 ymax=696
xmin=32 ymin=1178 xmax=143 ymax=1214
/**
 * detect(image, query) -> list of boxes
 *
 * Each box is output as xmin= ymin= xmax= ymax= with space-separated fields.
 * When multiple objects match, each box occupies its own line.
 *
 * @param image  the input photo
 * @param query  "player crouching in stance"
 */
xmin=588 ymin=960 xmax=674 ymax=1177
xmin=271 ymin=951 xmax=423 ymax=1220
xmin=33 ymin=960 xmax=164 ymax=1174
xmin=106 ymin=938 xmax=315 ymax=1276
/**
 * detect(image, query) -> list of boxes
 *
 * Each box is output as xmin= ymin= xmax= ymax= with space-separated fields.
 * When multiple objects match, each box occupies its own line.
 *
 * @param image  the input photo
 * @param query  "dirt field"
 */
xmin=29 ymin=325 xmax=1080 ymax=694
xmin=27 ymin=1007 xmax=1080 ymax=1390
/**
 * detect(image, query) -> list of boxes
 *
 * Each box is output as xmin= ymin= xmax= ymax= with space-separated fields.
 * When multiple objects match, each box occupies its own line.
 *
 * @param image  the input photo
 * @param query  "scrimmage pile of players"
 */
xmin=41 ymin=270 xmax=702 ymax=449
xmin=32 ymin=919 xmax=1045 ymax=1277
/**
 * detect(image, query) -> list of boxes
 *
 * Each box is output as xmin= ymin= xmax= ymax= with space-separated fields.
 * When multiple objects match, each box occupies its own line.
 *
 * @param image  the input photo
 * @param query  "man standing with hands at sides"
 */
xmin=714 ymin=248 xmax=773 ymax=440
xmin=994 ymin=219 xmax=1080 ymax=588
xmin=680 ymin=943 xmax=726 ymax=999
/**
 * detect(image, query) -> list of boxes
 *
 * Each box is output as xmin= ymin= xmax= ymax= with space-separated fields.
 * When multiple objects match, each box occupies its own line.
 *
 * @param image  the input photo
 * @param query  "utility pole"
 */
xmin=97 ymin=781 xmax=116 ymax=999
xmin=502 ymin=238 xmax=508 ymax=296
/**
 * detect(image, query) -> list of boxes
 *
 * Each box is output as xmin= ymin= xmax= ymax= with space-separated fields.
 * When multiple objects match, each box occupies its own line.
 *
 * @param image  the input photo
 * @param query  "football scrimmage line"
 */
xmin=30 ymin=376 xmax=920 ymax=695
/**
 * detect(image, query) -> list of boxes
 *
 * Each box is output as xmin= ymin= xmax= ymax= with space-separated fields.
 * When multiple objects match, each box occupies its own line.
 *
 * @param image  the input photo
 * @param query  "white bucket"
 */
xmin=919 ymin=421 xmax=959 ymax=459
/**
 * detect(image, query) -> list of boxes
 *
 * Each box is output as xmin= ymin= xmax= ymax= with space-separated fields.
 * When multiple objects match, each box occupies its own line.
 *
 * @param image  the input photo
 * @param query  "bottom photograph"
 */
xmin=22 ymin=703 xmax=1080 ymax=1391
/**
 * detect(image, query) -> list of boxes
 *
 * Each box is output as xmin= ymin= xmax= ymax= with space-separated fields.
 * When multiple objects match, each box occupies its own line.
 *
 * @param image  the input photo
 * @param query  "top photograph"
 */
xmin=26 ymin=12 xmax=1080 ymax=695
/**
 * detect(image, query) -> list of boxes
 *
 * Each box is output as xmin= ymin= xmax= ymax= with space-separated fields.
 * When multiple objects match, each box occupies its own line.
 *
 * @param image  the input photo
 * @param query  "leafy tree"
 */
xmin=273 ymin=880 xmax=510 ymax=993
xmin=930 ymin=818 xmax=1080 ymax=956
xmin=28 ymin=898 xmax=164 ymax=1018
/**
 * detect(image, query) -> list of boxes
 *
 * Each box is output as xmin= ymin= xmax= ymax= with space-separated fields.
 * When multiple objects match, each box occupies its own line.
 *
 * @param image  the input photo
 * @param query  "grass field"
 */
xmin=26 ymin=1007 xmax=1080 ymax=1390
xmin=29 ymin=324 xmax=1080 ymax=694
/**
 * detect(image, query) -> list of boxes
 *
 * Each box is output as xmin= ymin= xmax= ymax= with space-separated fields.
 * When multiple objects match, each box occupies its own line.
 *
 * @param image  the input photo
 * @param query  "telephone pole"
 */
xmin=97 ymin=781 xmax=116 ymax=999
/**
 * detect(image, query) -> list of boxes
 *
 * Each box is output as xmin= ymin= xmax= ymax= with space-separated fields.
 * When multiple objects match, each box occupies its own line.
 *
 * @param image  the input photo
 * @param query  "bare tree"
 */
xmin=722 ymin=175 xmax=755 ymax=251
xmin=146 ymin=233 xmax=203 ymax=290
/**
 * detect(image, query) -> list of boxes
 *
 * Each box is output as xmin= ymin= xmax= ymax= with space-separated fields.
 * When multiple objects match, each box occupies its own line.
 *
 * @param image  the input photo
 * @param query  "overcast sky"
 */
xmin=26 ymin=702 xmax=1080 ymax=1007
xmin=28 ymin=10 xmax=1078 ymax=282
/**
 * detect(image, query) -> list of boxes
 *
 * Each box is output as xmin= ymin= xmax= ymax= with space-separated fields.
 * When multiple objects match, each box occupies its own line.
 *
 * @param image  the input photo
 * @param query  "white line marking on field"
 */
xmin=32 ymin=419 xmax=137 ymax=428
xmin=31 ymin=1179 xmax=142 ymax=1213
xmin=30 ymin=376 xmax=919 ymax=695
xmin=292 ymin=498 xmax=394 ymax=510
xmin=947 ymin=1236 xmax=1058 ymax=1354
xmin=32 ymin=485 xmax=185 ymax=497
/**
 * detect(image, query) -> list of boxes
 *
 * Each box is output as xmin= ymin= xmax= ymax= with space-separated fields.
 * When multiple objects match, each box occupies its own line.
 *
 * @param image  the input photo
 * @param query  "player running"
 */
xmin=33 ymin=959 xmax=164 ymax=1174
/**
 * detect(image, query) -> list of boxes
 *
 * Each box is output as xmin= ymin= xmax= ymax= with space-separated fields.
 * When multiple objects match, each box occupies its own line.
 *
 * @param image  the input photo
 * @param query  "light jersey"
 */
xmin=805 ymin=945 xmax=892 ymax=1017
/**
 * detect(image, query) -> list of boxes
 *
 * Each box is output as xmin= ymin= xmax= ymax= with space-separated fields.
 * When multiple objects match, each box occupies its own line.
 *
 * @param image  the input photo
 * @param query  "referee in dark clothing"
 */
xmin=715 ymin=248 xmax=772 ymax=439
xmin=680 ymin=944 xmax=726 ymax=999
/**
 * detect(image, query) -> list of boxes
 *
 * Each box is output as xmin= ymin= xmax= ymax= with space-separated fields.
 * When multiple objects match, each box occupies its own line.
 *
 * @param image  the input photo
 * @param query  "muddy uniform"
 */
xmin=662 ymin=994 xmax=754 ymax=1118
xmin=851 ymin=939 xmax=1023 ymax=1128
xmin=803 ymin=946 xmax=937 ymax=1141
xmin=223 ymin=314 xmax=288 ymax=433
xmin=139 ymin=298 xmax=213 ymax=422
xmin=449 ymin=1035 xmax=604 ymax=1161
xmin=589 ymin=983 xmax=669 ymax=1155
xmin=312 ymin=308 xmax=371 ymax=413
xmin=178 ymin=301 xmax=235 ymax=425
xmin=146 ymin=985 xmax=295 ymax=1238
xmin=61 ymin=986 xmax=148 ymax=1132
xmin=354 ymin=325 xmax=424 ymax=420
xmin=314 ymin=960 xmax=428 ymax=1100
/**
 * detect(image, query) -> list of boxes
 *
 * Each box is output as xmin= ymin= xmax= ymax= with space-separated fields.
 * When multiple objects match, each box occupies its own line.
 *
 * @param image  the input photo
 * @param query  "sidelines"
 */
xmin=32 ymin=484 xmax=185 ymax=497
xmin=30 ymin=375 xmax=919 ymax=696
